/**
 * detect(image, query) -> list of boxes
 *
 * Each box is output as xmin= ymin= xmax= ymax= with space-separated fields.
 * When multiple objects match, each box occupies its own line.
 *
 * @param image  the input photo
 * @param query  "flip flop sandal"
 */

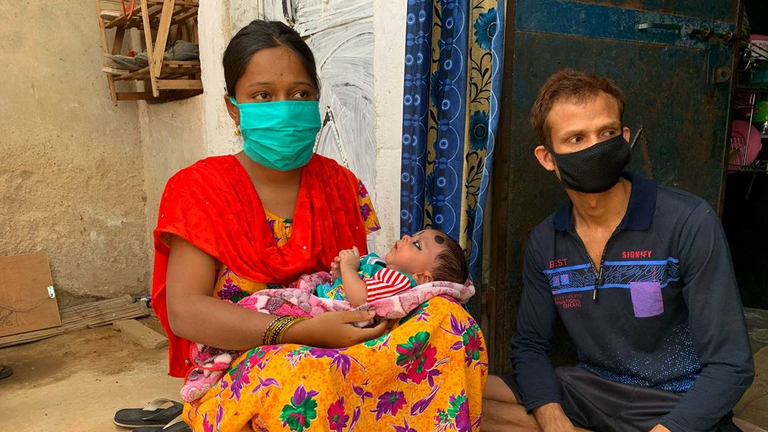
xmin=133 ymin=415 xmax=191 ymax=432
xmin=113 ymin=398 xmax=183 ymax=428
xmin=0 ymin=365 xmax=13 ymax=380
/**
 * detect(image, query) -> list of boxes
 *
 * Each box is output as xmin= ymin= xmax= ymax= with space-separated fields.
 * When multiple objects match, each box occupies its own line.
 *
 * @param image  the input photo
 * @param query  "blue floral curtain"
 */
xmin=400 ymin=0 xmax=505 ymax=281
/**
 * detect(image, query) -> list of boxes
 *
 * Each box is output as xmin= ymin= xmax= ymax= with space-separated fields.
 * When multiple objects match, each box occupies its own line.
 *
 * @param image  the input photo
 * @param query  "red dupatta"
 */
xmin=151 ymin=154 xmax=367 ymax=377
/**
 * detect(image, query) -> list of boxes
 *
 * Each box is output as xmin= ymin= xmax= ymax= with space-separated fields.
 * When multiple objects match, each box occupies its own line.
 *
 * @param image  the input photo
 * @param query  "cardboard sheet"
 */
xmin=0 ymin=252 xmax=61 ymax=337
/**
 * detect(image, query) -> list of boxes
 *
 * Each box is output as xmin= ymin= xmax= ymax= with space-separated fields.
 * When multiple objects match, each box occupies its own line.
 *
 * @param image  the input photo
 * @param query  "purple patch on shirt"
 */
xmin=630 ymin=282 xmax=664 ymax=318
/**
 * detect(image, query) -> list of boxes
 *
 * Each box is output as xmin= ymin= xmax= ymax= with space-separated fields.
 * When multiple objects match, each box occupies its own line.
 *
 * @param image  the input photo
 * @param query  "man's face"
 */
xmin=534 ymin=91 xmax=630 ymax=174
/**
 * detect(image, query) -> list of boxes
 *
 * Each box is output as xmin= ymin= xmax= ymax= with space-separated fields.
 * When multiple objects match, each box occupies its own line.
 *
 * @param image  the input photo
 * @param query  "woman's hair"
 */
xmin=223 ymin=20 xmax=320 ymax=97
xmin=431 ymin=231 xmax=469 ymax=284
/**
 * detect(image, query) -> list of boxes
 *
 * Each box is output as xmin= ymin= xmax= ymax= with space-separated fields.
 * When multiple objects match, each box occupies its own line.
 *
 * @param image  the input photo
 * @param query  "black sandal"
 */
xmin=133 ymin=415 xmax=190 ymax=432
xmin=0 ymin=365 xmax=12 ymax=381
xmin=113 ymin=398 xmax=183 ymax=429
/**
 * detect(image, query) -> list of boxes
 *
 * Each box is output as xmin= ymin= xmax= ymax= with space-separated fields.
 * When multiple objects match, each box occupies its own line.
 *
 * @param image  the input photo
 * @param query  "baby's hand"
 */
xmin=330 ymin=256 xmax=342 ymax=279
xmin=339 ymin=246 xmax=361 ymax=271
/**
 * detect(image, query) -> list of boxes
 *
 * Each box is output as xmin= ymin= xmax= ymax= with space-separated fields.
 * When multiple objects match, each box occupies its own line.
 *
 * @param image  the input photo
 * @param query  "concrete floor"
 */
xmin=1 ymin=315 xmax=767 ymax=432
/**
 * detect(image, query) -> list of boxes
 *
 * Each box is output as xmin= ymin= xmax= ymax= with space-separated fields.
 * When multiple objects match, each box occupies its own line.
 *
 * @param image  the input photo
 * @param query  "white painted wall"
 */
xmin=372 ymin=0 xmax=407 ymax=251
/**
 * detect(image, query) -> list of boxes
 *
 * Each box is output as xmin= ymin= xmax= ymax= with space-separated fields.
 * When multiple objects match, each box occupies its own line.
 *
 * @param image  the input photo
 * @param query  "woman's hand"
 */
xmin=338 ymin=246 xmax=361 ymax=272
xmin=284 ymin=310 xmax=390 ymax=348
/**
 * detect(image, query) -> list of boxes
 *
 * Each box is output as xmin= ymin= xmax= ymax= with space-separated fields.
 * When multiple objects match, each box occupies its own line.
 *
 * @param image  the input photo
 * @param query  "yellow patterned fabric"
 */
xmin=184 ymin=296 xmax=487 ymax=432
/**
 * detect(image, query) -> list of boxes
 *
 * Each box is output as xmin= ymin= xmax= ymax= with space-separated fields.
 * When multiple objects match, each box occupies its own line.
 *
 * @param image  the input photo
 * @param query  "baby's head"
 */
xmin=384 ymin=229 xmax=468 ymax=285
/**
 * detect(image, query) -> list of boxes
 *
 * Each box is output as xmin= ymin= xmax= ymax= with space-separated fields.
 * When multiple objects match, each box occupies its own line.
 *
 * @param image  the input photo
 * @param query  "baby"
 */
xmin=316 ymin=229 xmax=468 ymax=306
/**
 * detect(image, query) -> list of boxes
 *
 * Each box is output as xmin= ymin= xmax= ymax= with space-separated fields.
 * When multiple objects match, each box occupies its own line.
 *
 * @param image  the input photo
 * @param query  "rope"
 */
xmin=121 ymin=0 xmax=136 ymax=20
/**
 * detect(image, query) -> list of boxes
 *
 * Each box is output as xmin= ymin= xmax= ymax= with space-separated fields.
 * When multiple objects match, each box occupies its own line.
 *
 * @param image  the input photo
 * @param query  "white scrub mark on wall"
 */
xmin=263 ymin=0 xmax=376 ymax=191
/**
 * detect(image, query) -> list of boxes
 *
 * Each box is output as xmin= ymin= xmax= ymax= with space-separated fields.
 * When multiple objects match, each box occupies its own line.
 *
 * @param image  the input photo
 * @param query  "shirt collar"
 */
xmin=553 ymin=172 xmax=657 ymax=232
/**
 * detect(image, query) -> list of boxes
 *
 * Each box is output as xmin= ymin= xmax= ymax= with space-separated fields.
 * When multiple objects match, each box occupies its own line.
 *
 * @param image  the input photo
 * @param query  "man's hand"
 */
xmin=533 ymin=403 xmax=580 ymax=432
xmin=649 ymin=425 xmax=671 ymax=432
xmin=339 ymin=246 xmax=361 ymax=271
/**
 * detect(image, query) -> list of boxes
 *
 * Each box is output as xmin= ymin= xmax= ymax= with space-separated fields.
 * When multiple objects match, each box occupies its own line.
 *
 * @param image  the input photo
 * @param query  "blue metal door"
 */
xmin=489 ymin=0 xmax=742 ymax=372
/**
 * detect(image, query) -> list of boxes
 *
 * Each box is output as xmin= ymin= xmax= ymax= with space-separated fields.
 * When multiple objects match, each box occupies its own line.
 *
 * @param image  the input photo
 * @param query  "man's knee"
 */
xmin=483 ymin=374 xmax=519 ymax=404
xmin=481 ymin=398 xmax=542 ymax=432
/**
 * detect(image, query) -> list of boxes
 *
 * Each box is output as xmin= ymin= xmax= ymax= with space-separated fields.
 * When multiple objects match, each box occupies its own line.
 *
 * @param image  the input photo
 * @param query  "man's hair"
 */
xmin=430 ymin=231 xmax=469 ymax=284
xmin=529 ymin=68 xmax=625 ymax=145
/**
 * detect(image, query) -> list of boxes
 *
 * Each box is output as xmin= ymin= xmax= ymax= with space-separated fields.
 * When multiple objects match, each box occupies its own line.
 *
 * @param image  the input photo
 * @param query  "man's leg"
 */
xmin=482 ymin=375 xmax=544 ymax=431
xmin=482 ymin=375 xmax=591 ymax=432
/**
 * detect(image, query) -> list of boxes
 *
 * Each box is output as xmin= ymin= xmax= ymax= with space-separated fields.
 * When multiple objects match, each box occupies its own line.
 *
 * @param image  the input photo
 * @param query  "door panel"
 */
xmin=488 ymin=0 xmax=741 ymax=373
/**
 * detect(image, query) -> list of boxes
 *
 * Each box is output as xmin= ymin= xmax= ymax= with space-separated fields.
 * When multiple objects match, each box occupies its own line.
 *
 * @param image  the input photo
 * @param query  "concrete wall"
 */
xmin=138 ymin=98 xmax=207 ymax=247
xmin=0 ymin=2 xmax=151 ymax=302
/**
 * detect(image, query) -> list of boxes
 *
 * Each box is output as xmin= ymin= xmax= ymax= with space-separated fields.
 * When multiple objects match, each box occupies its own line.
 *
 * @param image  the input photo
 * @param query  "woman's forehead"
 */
xmin=240 ymin=46 xmax=311 ymax=84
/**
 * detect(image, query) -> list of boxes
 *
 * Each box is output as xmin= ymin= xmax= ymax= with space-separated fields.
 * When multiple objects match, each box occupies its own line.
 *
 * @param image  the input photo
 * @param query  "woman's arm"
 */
xmin=166 ymin=235 xmax=389 ymax=350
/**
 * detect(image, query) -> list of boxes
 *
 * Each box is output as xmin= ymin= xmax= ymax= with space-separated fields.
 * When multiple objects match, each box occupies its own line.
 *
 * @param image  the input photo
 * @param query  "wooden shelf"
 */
xmin=95 ymin=0 xmax=202 ymax=104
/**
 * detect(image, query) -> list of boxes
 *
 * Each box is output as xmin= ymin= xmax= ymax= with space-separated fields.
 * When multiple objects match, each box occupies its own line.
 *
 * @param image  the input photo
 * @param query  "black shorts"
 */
xmin=502 ymin=367 xmax=740 ymax=432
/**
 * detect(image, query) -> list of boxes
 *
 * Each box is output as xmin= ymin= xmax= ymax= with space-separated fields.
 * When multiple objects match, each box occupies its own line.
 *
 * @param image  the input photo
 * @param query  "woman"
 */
xmin=152 ymin=20 xmax=487 ymax=432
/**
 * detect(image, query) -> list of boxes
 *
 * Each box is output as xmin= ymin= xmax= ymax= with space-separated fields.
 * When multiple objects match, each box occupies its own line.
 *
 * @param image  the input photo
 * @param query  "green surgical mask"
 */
xmin=231 ymin=97 xmax=321 ymax=171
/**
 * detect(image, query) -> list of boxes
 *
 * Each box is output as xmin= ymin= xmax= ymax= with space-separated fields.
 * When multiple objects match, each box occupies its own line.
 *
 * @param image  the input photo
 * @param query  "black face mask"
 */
xmin=547 ymin=134 xmax=631 ymax=194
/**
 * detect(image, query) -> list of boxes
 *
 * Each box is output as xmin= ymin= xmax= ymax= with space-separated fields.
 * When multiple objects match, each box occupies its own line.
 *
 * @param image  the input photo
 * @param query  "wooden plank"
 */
xmin=104 ymin=5 xmax=162 ymax=29
xmin=0 ymin=253 xmax=61 ymax=337
xmin=171 ymin=8 xmax=198 ymax=26
xmin=116 ymin=91 xmax=158 ymax=101
xmin=163 ymin=60 xmax=200 ymax=66
xmin=148 ymin=0 xmax=197 ymax=6
xmin=139 ymin=0 xmax=159 ymax=97
xmin=155 ymin=79 xmax=202 ymax=90
xmin=113 ymin=66 xmax=151 ymax=81
xmin=151 ymin=0 xmax=177 ymax=79
xmin=113 ymin=319 xmax=168 ymax=349
xmin=0 ymin=296 xmax=148 ymax=348
xmin=94 ymin=0 xmax=118 ymax=104
xmin=112 ymin=27 xmax=126 ymax=55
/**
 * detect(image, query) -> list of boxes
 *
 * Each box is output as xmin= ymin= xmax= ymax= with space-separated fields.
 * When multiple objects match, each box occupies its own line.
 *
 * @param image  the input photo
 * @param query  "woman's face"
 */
xmin=227 ymin=45 xmax=318 ymax=121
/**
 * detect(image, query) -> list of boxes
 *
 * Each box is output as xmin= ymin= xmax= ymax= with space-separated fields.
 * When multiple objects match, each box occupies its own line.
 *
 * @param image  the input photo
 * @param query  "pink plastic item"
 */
xmin=728 ymin=120 xmax=762 ymax=173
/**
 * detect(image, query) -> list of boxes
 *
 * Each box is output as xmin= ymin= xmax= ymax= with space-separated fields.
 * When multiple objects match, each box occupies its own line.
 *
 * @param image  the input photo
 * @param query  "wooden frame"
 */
xmin=95 ymin=0 xmax=202 ymax=104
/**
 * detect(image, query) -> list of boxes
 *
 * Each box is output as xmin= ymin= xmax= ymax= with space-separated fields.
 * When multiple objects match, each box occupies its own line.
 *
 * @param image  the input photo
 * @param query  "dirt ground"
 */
xmin=1 ymin=316 xmax=766 ymax=432
xmin=0 ymin=318 xmax=181 ymax=432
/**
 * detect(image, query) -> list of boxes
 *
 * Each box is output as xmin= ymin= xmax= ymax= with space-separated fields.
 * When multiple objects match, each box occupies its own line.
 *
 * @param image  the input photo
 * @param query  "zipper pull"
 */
xmin=593 ymin=269 xmax=603 ymax=301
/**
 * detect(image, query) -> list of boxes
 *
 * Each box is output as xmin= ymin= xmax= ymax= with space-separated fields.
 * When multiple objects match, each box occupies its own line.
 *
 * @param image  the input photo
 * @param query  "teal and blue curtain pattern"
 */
xmin=400 ymin=0 xmax=505 ymax=281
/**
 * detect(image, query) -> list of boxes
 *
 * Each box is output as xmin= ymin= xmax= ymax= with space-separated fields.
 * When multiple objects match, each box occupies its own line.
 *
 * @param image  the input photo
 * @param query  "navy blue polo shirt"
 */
xmin=510 ymin=173 xmax=754 ymax=432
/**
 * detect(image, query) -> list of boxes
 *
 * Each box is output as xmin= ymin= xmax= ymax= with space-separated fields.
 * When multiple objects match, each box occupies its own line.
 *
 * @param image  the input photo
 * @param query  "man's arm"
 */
xmin=660 ymin=202 xmax=754 ymax=432
xmin=512 ymin=234 xmax=576 ymax=429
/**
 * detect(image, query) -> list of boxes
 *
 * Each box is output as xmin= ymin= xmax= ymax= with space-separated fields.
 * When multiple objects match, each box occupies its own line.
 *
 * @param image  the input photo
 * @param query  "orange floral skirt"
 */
xmin=183 ymin=297 xmax=488 ymax=432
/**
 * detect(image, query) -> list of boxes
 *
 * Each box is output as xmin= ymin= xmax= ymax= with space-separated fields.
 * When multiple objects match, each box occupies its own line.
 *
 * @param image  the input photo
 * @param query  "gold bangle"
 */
xmin=269 ymin=316 xmax=295 ymax=345
xmin=261 ymin=316 xmax=282 ymax=346
xmin=277 ymin=317 xmax=308 ymax=345
xmin=264 ymin=315 xmax=292 ymax=346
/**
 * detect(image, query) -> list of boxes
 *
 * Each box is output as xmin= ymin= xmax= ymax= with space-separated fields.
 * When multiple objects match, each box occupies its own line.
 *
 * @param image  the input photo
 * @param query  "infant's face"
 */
xmin=384 ymin=229 xmax=445 ymax=276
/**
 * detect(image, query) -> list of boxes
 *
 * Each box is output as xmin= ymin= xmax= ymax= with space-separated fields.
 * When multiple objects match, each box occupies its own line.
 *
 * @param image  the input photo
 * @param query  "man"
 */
xmin=482 ymin=69 xmax=754 ymax=432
